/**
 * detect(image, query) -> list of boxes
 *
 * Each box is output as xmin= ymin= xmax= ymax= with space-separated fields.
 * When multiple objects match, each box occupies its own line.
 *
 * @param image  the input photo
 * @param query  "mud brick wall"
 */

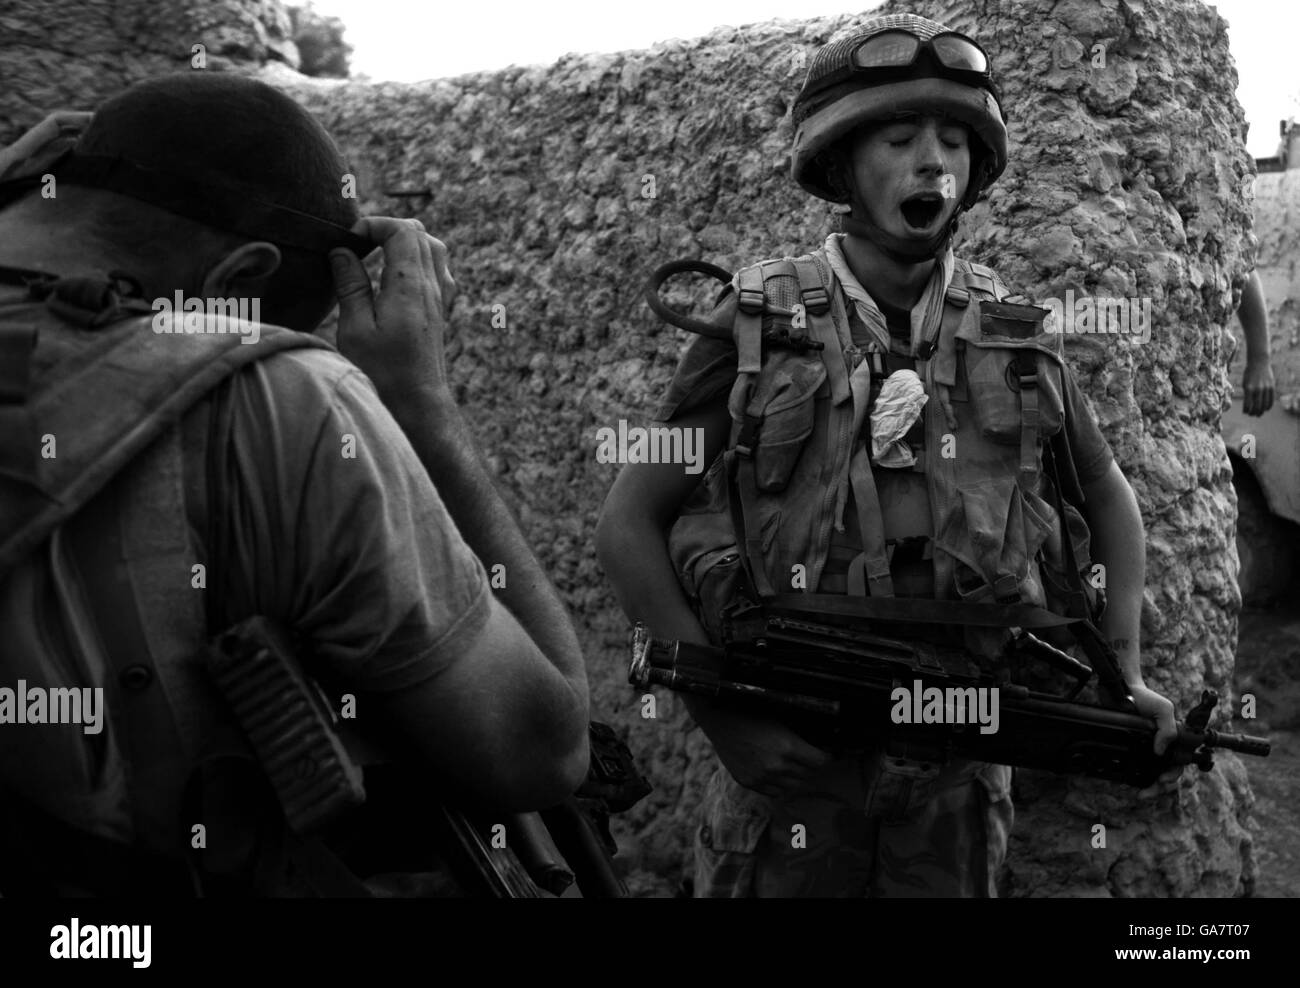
xmin=0 ymin=0 xmax=301 ymax=144
xmin=1 ymin=0 xmax=1258 ymax=896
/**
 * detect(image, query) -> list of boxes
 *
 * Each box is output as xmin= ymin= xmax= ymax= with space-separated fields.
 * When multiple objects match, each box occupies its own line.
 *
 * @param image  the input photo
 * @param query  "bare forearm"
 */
xmin=1084 ymin=472 xmax=1147 ymax=686
xmin=390 ymin=388 xmax=587 ymax=699
xmin=1239 ymin=271 xmax=1270 ymax=365
xmin=597 ymin=511 xmax=711 ymax=644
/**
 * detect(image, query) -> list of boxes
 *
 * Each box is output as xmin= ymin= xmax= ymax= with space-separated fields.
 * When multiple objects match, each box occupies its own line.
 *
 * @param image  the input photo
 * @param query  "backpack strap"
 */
xmin=64 ymin=426 xmax=207 ymax=860
xmin=0 ymin=312 xmax=332 ymax=583
xmin=1014 ymin=349 xmax=1041 ymax=490
xmin=845 ymin=445 xmax=894 ymax=597
xmin=727 ymin=263 xmax=772 ymax=598
xmin=841 ymin=282 xmax=893 ymax=599
xmin=0 ymin=291 xmax=352 ymax=892
xmin=64 ymin=363 xmax=375 ymax=897
xmin=734 ymin=264 xmax=766 ymax=375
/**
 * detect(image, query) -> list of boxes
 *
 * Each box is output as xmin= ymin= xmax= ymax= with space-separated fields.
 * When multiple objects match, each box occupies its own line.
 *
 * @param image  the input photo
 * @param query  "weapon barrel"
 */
xmin=1200 ymin=728 xmax=1271 ymax=757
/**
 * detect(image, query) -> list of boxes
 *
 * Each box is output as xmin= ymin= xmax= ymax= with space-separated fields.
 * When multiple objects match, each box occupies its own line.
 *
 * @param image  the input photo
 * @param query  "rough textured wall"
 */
xmin=268 ymin=0 xmax=1254 ymax=897
xmin=0 ymin=0 xmax=298 ymax=144
xmin=1244 ymin=172 xmax=1300 ymax=404
xmin=927 ymin=0 xmax=1255 ymax=897
xmin=3 ymin=0 xmax=1257 ymax=896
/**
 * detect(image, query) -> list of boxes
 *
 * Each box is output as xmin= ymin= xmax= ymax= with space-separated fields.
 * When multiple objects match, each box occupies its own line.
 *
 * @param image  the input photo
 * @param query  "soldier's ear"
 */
xmin=200 ymin=241 xmax=282 ymax=299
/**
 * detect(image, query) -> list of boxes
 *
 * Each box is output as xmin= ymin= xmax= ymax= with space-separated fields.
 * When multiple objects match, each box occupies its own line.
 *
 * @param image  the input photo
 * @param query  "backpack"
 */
xmin=0 ymin=268 xmax=339 ymax=891
xmin=0 ymin=269 xmax=649 ymax=897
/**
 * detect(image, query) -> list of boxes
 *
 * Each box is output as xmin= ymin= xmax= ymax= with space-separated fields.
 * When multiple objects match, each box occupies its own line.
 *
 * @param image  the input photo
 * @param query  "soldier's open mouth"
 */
xmin=900 ymin=194 xmax=944 ymax=229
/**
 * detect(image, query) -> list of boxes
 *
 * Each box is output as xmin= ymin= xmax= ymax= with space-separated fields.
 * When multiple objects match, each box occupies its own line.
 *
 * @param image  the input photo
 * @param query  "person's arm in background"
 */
xmin=595 ymin=394 xmax=830 ymax=799
xmin=329 ymin=218 xmax=589 ymax=808
xmin=1239 ymin=269 xmax=1275 ymax=417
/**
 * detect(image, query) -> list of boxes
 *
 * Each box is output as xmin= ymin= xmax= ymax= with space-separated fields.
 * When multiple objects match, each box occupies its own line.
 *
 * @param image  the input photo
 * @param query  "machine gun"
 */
xmin=628 ymin=605 xmax=1270 ymax=788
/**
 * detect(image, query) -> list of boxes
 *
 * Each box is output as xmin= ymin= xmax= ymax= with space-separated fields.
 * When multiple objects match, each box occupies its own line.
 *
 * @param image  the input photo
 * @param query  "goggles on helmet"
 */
xmin=855 ymin=30 xmax=990 ymax=75
xmin=797 ymin=29 xmax=999 ymax=125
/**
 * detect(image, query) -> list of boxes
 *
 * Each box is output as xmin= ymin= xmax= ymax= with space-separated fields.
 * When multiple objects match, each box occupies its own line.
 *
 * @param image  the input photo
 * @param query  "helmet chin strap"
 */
xmin=840 ymin=197 xmax=962 ymax=264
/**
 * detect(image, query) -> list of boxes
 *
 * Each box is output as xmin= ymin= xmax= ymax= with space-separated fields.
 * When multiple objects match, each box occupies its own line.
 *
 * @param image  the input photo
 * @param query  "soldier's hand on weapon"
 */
xmin=698 ymin=706 xmax=831 ymax=798
xmin=330 ymin=216 xmax=458 ymax=407
xmin=1128 ymin=680 xmax=1178 ymax=757
xmin=1242 ymin=359 xmax=1275 ymax=417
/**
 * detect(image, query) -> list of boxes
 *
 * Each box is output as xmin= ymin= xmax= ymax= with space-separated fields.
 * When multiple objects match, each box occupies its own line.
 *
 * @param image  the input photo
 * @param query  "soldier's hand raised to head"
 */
xmin=330 ymin=217 xmax=457 ymax=407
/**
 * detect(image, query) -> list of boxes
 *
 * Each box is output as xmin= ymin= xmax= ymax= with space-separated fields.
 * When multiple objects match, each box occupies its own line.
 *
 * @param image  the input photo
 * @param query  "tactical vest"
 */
xmin=668 ymin=248 xmax=1101 ymax=648
xmin=0 ymin=272 xmax=331 ymax=876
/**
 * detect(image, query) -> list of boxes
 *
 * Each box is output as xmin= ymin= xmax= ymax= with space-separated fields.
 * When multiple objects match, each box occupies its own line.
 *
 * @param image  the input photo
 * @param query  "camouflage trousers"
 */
xmin=693 ymin=752 xmax=1013 ymax=897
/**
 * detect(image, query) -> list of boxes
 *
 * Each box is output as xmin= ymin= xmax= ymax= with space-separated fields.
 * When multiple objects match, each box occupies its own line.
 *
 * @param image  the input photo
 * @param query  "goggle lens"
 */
xmin=852 ymin=30 xmax=989 ymax=76
xmin=853 ymin=32 xmax=921 ymax=69
xmin=932 ymin=35 xmax=988 ymax=73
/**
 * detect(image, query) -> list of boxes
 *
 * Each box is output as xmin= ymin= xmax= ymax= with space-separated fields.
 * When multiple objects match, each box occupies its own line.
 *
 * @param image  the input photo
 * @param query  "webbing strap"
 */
xmin=1015 ymin=350 xmax=1040 ymax=490
xmin=735 ymin=266 xmax=765 ymax=374
xmin=819 ymin=261 xmax=854 ymax=406
xmin=65 ymin=427 xmax=201 ymax=856
xmin=1043 ymin=440 xmax=1092 ymax=621
xmin=728 ymin=450 xmax=776 ymax=598
xmin=842 ymin=344 xmax=891 ymax=596
xmin=847 ymin=447 xmax=893 ymax=597
xmin=0 ymin=316 xmax=331 ymax=583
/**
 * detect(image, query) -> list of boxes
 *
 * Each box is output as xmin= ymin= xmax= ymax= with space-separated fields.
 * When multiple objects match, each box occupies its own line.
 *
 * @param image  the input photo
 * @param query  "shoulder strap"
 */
xmin=0 ymin=313 xmax=331 ymax=583
xmin=725 ymin=254 xmax=846 ymax=600
xmin=64 ymin=425 xmax=215 ymax=857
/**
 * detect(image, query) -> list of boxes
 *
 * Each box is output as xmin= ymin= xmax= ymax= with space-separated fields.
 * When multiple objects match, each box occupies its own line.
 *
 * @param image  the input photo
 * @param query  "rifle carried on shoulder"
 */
xmin=628 ymin=603 xmax=1269 ymax=788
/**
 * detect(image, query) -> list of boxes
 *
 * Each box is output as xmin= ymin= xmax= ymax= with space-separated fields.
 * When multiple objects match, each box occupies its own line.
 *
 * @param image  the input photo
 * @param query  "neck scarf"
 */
xmin=824 ymin=232 xmax=954 ymax=355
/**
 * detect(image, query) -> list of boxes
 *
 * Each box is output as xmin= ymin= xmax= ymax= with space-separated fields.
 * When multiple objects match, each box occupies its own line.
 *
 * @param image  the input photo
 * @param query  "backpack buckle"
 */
xmin=735 ymin=413 xmax=762 ymax=457
xmin=738 ymin=286 xmax=765 ymax=314
xmin=800 ymin=283 xmax=830 ymax=315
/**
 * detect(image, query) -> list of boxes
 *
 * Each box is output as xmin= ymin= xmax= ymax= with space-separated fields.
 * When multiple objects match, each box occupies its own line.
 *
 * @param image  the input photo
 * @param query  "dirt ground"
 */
xmin=1233 ymin=605 xmax=1300 ymax=898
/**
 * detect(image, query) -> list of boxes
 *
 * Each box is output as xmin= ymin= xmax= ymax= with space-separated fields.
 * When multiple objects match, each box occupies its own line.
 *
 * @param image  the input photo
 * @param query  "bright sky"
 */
xmin=307 ymin=0 xmax=1300 ymax=158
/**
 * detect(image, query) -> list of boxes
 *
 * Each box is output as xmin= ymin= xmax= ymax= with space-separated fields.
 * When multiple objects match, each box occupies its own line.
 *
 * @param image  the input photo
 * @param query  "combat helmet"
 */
xmin=791 ymin=13 xmax=1008 ymax=261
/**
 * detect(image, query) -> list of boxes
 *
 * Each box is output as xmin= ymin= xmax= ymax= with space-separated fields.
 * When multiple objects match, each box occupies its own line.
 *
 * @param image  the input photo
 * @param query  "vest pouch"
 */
xmin=730 ymin=352 xmax=827 ymax=493
xmin=960 ymin=340 xmax=1065 ymax=446
xmin=689 ymin=545 xmax=743 ymax=645
xmin=1037 ymin=494 xmax=1106 ymax=624
xmin=936 ymin=474 xmax=1056 ymax=605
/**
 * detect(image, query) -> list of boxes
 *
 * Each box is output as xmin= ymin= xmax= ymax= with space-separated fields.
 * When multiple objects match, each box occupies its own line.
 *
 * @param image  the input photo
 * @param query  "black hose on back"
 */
xmin=642 ymin=259 xmax=735 ymax=340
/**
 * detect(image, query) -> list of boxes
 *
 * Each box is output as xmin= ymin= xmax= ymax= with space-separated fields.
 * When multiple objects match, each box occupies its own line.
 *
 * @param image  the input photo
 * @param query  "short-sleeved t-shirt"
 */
xmin=654 ymin=275 xmax=1115 ymax=594
xmin=0 ymin=298 xmax=492 ymax=849
xmin=186 ymin=345 xmax=493 ymax=692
